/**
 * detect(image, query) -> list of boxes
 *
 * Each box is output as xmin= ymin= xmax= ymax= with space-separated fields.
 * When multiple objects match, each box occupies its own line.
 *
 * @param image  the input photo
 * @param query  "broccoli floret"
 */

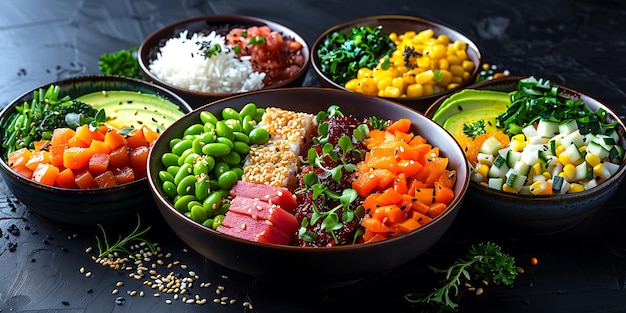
xmin=38 ymin=99 xmax=101 ymax=136
xmin=463 ymin=120 xmax=487 ymax=139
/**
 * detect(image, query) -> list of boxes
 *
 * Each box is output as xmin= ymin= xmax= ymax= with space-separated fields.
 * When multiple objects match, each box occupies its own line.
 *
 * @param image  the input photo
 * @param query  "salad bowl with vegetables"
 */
xmin=426 ymin=76 xmax=626 ymax=235
xmin=139 ymin=15 xmax=309 ymax=108
xmin=311 ymin=15 xmax=482 ymax=112
xmin=0 ymin=75 xmax=192 ymax=225
xmin=147 ymin=87 xmax=470 ymax=286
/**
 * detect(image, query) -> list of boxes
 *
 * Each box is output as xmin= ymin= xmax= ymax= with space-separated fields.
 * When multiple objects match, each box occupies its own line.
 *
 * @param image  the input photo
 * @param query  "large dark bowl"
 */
xmin=425 ymin=76 xmax=626 ymax=235
xmin=138 ymin=15 xmax=310 ymax=109
xmin=0 ymin=75 xmax=192 ymax=225
xmin=311 ymin=15 xmax=482 ymax=113
xmin=147 ymin=87 xmax=470 ymax=286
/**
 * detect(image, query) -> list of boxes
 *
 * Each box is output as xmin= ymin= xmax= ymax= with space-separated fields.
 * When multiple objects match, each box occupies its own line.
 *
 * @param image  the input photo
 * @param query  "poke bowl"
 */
xmin=425 ymin=76 xmax=626 ymax=235
xmin=311 ymin=15 xmax=482 ymax=112
xmin=138 ymin=15 xmax=310 ymax=108
xmin=146 ymin=87 xmax=470 ymax=286
xmin=0 ymin=75 xmax=192 ymax=225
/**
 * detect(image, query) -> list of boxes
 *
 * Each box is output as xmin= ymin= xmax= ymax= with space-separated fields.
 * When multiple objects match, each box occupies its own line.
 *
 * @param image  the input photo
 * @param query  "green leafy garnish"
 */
xmin=0 ymin=85 xmax=106 ymax=159
xmin=462 ymin=120 xmax=487 ymax=139
xmin=95 ymin=215 xmax=156 ymax=259
xmin=497 ymin=76 xmax=618 ymax=135
xmin=199 ymin=41 xmax=223 ymax=58
xmin=98 ymin=46 xmax=142 ymax=79
xmin=317 ymin=25 xmax=396 ymax=86
xmin=405 ymin=242 xmax=518 ymax=311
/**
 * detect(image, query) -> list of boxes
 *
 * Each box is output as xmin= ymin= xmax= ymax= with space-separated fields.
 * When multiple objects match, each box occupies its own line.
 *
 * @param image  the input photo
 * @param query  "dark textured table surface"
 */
xmin=1 ymin=1 xmax=626 ymax=312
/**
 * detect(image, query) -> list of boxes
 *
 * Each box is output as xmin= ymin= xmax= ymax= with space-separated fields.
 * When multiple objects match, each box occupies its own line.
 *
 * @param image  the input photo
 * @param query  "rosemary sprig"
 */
xmin=406 ymin=242 xmax=519 ymax=311
xmin=95 ymin=214 xmax=156 ymax=259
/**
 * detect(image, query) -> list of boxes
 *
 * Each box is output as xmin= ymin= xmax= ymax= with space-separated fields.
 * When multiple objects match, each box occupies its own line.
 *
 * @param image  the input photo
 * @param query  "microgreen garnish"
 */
xmin=247 ymin=35 xmax=266 ymax=45
xmin=405 ymin=242 xmax=519 ymax=311
xmin=297 ymin=106 xmax=369 ymax=244
xmin=95 ymin=214 xmax=156 ymax=259
xmin=462 ymin=120 xmax=487 ymax=139
xmin=98 ymin=46 xmax=142 ymax=79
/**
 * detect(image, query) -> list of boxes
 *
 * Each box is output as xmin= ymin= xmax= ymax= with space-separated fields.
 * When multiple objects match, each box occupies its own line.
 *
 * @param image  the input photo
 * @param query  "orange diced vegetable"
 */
xmin=94 ymin=170 xmax=118 ymax=188
xmin=56 ymin=168 xmax=77 ymax=189
xmin=74 ymin=169 xmax=98 ymax=189
xmin=63 ymin=146 xmax=92 ymax=170
xmin=31 ymin=163 xmax=60 ymax=186
xmin=51 ymin=128 xmax=76 ymax=146
xmin=8 ymin=147 xmax=32 ymax=168
xmin=88 ymin=153 xmax=110 ymax=176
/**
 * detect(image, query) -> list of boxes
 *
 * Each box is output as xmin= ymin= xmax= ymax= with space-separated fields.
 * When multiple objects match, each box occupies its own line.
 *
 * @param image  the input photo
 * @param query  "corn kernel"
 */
xmin=437 ymin=34 xmax=450 ymax=45
xmin=558 ymin=153 xmax=572 ymax=166
xmin=529 ymin=180 xmax=547 ymax=195
xmin=511 ymin=134 xmax=526 ymax=142
xmin=438 ymin=58 xmax=450 ymax=70
xmin=593 ymin=163 xmax=610 ymax=180
xmin=359 ymin=79 xmax=378 ymax=96
xmin=531 ymin=163 xmax=543 ymax=176
xmin=562 ymin=163 xmax=577 ymax=181
xmin=502 ymin=184 xmax=518 ymax=193
xmin=462 ymin=60 xmax=475 ymax=71
xmin=415 ymin=70 xmax=435 ymax=85
xmin=357 ymin=68 xmax=374 ymax=79
xmin=345 ymin=79 xmax=359 ymax=91
xmin=555 ymin=145 xmax=566 ymax=156
xmin=406 ymin=83 xmax=424 ymax=98
xmin=510 ymin=139 xmax=526 ymax=152
xmin=422 ymin=84 xmax=434 ymax=96
xmin=383 ymin=86 xmax=401 ymax=98
xmin=456 ymin=49 xmax=468 ymax=60
xmin=585 ymin=153 xmax=601 ymax=167
xmin=568 ymin=183 xmax=585 ymax=193
xmin=377 ymin=77 xmax=392 ymax=91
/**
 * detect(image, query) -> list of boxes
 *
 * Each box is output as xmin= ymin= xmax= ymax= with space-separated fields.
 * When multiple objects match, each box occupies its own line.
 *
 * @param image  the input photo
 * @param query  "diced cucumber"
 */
xmin=558 ymin=119 xmax=578 ymax=135
xmin=477 ymin=153 xmax=495 ymax=166
xmin=479 ymin=136 xmax=502 ymax=155
xmin=587 ymin=141 xmax=610 ymax=160
xmin=522 ymin=124 xmax=538 ymax=138
xmin=513 ymin=160 xmax=531 ymax=177
xmin=605 ymin=128 xmax=619 ymax=143
xmin=608 ymin=145 xmax=624 ymax=163
xmin=488 ymin=177 xmax=504 ymax=190
xmin=548 ymin=133 xmax=565 ymax=155
xmin=488 ymin=159 xmax=509 ymax=179
xmin=505 ymin=169 xmax=527 ymax=192
xmin=561 ymin=129 xmax=585 ymax=148
xmin=551 ymin=175 xmax=569 ymax=194
xmin=575 ymin=162 xmax=592 ymax=181
xmin=506 ymin=150 xmax=522 ymax=167
xmin=520 ymin=149 xmax=539 ymax=166
xmin=527 ymin=135 xmax=543 ymax=144
xmin=536 ymin=119 xmax=559 ymax=137
xmin=583 ymin=179 xmax=598 ymax=190
xmin=604 ymin=162 xmax=620 ymax=176
xmin=561 ymin=143 xmax=583 ymax=164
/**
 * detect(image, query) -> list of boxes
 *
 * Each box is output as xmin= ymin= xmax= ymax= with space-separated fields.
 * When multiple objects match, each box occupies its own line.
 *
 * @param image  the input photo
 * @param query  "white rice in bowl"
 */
xmin=149 ymin=30 xmax=266 ymax=94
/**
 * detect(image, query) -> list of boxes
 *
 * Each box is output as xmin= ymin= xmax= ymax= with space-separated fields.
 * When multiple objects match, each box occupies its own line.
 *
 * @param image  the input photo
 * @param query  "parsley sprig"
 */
xmin=406 ymin=242 xmax=518 ymax=311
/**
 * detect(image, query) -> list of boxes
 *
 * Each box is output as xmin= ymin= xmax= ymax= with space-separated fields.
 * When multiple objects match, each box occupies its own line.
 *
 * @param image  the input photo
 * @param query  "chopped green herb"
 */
xmin=98 ymin=46 xmax=142 ymax=79
xmin=462 ymin=120 xmax=487 ymax=139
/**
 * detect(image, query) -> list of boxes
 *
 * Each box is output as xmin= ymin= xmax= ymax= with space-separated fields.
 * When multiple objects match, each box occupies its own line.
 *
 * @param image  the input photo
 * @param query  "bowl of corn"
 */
xmin=311 ymin=15 xmax=482 ymax=112
xmin=425 ymin=76 xmax=626 ymax=235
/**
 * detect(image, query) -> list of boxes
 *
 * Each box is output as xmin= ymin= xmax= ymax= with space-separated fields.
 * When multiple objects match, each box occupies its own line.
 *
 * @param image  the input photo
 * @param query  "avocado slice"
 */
xmin=442 ymin=108 xmax=504 ymax=138
xmin=77 ymin=90 xmax=185 ymax=132
xmin=431 ymin=90 xmax=511 ymax=125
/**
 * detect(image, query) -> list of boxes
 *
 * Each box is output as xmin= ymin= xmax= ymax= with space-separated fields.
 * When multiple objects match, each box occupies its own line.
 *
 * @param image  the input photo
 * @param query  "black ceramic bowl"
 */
xmin=425 ymin=76 xmax=626 ymax=235
xmin=138 ymin=15 xmax=310 ymax=109
xmin=0 ymin=75 xmax=192 ymax=225
xmin=147 ymin=87 xmax=470 ymax=286
xmin=311 ymin=15 xmax=482 ymax=112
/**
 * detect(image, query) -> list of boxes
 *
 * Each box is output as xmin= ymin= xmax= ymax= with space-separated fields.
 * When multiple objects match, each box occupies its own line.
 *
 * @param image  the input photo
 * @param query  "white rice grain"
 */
xmin=149 ymin=30 xmax=265 ymax=93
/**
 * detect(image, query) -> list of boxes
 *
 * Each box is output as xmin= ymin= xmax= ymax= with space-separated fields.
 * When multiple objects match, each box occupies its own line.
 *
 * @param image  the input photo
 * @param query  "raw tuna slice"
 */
xmin=229 ymin=180 xmax=297 ymax=213
xmin=217 ymin=212 xmax=292 ymax=245
xmin=228 ymin=196 xmax=299 ymax=236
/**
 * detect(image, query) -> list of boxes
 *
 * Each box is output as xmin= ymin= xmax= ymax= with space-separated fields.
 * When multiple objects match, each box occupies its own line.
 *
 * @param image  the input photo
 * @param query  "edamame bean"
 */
xmin=161 ymin=153 xmax=180 ymax=167
xmin=232 ymin=131 xmax=250 ymax=144
xmin=201 ymin=142 xmax=231 ymax=157
xmin=239 ymin=102 xmax=257 ymax=118
xmin=182 ymin=152 xmax=200 ymax=165
xmin=162 ymin=180 xmax=177 ymax=199
xmin=253 ymin=108 xmax=265 ymax=122
xmin=242 ymin=115 xmax=256 ymax=135
xmin=184 ymin=123 xmax=205 ymax=136
xmin=222 ymin=151 xmax=241 ymax=165
xmin=212 ymin=214 xmax=225 ymax=230
xmin=190 ymin=204 xmax=208 ymax=223
xmin=187 ymin=200 xmax=203 ymax=210
xmin=203 ymin=191 xmax=222 ymax=212
xmin=213 ymin=161 xmax=230 ymax=177
xmin=174 ymin=194 xmax=197 ymax=213
xmin=171 ymin=139 xmax=193 ymax=156
xmin=169 ymin=138 xmax=182 ymax=149
xmin=174 ymin=163 xmax=193 ymax=185
xmin=232 ymin=141 xmax=250 ymax=154
xmin=218 ymin=170 xmax=239 ymax=190
xmin=200 ymin=111 xmax=218 ymax=125
xmin=224 ymin=119 xmax=243 ymax=132
xmin=215 ymin=120 xmax=233 ymax=140
xmin=248 ymin=127 xmax=270 ymax=145
xmin=193 ymin=157 xmax=214 ymax=176
xmin=167 ymin=165 xmax=180 ymax=178
xmin=194 ymin=177 xmax=211 ymax=201
xmin=158 ymin=170 xmax=174 ymax=182
xmin=221 ymin=107 xmax=242 ymax=121
xmin=176 ymin=175 xmax=196 ymax=195
xmin=214 ymin=201 xmax=230 ymax=215
xmin=215 ymin=136 xmax=233 ymax=149
xmin=177 ymin=148 xmax=196 ymax=166
xmin=231 ymin=166 xmax=244 ymax=179
xmin=202 ymin=218 xmax=214 ymax=228
xmin=203 ymin=122 xmax=216 ymax=134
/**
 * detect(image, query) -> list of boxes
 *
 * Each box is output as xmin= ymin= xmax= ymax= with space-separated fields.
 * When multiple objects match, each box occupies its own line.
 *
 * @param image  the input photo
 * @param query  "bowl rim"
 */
xmin=0 ymin=74 xmax=192 ymax=195
xmin=427 ymin=75 xmax=626 ymax=202
xmin=138 ymin=14 xmax=311 ymax=98
xmin=310 ymin=14 xmax=483 ymax=102
xmin=147 ymin=86 xmax=470 ymax=252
